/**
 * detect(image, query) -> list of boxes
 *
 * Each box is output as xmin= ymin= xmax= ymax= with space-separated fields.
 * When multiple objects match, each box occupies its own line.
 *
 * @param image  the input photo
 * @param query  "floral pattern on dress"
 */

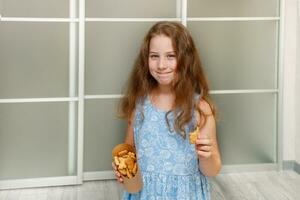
xmin=122 ymin=95 xmax=210 ymax=200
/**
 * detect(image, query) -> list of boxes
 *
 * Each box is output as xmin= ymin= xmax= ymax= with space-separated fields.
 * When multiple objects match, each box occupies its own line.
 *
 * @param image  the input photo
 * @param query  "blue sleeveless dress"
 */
xmin=122 ymin=95 xmax=210 ymax=200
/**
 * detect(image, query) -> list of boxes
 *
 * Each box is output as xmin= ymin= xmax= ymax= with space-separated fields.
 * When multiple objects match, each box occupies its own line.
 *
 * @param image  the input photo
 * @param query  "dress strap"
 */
xmin=194 ymin=92 xmax=202 ymax=105
xmin=189 ymin=93 xmax=201 ymax=131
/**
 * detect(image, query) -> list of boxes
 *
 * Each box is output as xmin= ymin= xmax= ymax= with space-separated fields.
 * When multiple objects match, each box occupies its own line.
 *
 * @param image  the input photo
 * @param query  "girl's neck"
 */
xmin=150 ymin=86 xmax=175 ymax=111
xmin=155 ymin=85 xmax=173 ymax=95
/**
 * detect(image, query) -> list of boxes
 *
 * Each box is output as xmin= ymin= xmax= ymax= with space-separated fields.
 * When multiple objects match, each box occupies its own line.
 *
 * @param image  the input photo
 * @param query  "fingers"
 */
xmin=112 ymin=162 xmax=117 ymax=170
xmin=115 ymin=172 xmax=124 ymax=183
xmin=195 ymin=138 xmax=211 ymax=146
xmin=197 ymin=150 xmax=212 ymax=159
xmin=195 ymin=138 xmax=213 ymax=160
xmin=196 ymin=145 xmax=211 ymax=152
xmin=112 ymin=162 xmax=124 ymax=183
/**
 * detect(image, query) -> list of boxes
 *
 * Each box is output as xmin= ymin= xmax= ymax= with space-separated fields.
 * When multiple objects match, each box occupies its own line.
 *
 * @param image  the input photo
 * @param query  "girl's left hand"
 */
xmin=195 ymin=135 xmax=212 ymax=160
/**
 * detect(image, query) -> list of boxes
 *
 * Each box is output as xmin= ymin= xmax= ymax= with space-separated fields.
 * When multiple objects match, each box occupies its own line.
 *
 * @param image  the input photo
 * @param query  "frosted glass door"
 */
xmin=187 ymin=0 xmax=279 ymax=165
xmin=83 ymin=0 xmax=280 ymax=171
xmin=188 ymin=21 xmax=277 ymax=90
xmin=85 ymin=22 xmax=155 ymax=94
xmin=0 ymin=22 xmax=69 ymax=98
xmin=188 ymin=0 xmax=279 ymax=17
xmin=84 ymin=99 xmax=126 ymax=172
xmin=86 ymin=0 xmax=176 ymax=18
xmin=0 ymin=0 xmax=69 ymax=17
xmin=0 ymin=103 xmax=77 ymax=180
xmin=0 ymin=0 xmax=77 ymax=181
xmin=212 ymin=94 xmax=276 ymax=164
xmin=0 ymin=0 xmax=281 ymax=184
xmin=84 ymin=22 xmax=155 ymax=171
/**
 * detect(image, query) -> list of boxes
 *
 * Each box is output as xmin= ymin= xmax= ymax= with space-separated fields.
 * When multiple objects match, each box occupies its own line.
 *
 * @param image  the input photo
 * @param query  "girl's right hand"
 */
xmin=112 ymin=162 xmax=124 ymax=184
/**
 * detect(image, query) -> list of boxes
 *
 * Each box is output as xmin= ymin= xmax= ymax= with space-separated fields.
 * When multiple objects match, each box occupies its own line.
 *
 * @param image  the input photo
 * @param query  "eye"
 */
xmin=149 ymin=54 xmax=159 ymax=59
xmin=167 ymin=54 xmax=176 ymax=59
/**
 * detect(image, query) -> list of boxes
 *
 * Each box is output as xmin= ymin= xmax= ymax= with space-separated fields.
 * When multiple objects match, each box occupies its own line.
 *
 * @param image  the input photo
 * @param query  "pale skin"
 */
xmin=113 ymin=34 xmax=222 ymax=183
xmin=195 ymin=100 xmax=222 ymax=177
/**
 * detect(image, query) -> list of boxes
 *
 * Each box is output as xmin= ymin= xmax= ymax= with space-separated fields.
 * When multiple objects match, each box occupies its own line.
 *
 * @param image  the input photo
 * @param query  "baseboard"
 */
xmin=295 ymin=161 xmax=300 ymax=174
xmin=220 ymin=161 xmax=300 ymax=174
xmin=83 ymin=171 xmax=115 ymax=181
xmin=283 ymin=160 xmax=295 ymax=170
xmin=221 ymin=163 xmax=277 ymax=173
xmin=283 ymin=160 xmax=300 ymax=174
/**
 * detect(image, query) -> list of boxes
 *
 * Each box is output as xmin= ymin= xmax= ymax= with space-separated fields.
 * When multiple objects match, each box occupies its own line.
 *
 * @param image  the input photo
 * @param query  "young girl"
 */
xmin=113 ymin=21 xmax=221 ymax=200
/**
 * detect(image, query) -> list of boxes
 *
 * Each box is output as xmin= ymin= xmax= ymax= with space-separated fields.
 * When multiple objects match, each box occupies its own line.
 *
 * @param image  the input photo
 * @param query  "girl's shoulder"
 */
xmin=136 ymin=95 xmax=147 ymax=106
xmin=198 ymin=99 xmax=213 ymax=115
xmin=194 ymin=93 xmax=212 ymax=115
xmin=134 ymin=95 xmax=148 ymax=114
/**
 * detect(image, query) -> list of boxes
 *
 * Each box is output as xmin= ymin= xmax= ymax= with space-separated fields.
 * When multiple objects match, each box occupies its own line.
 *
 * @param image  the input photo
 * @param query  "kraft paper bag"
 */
xmin=112 ymin=143 xmax=143 ymax=193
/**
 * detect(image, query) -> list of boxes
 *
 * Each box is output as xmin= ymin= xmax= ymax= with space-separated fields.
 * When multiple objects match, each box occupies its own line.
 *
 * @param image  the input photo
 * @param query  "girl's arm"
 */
xmin=195 ymin=100 xmax=222 ymax=177
xmin=124 ymin=110 xmax=135 ymax=147
xmin=113 ymin=110 xmax=135 ymax=183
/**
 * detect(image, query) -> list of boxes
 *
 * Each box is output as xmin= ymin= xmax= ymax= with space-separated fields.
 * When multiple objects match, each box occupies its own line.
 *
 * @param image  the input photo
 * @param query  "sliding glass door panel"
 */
xmin=86 ymin=0 xmax=176 ymax=18
xmin=0 ymin=22 xmax=69 ymax=98
xmin=0 ymin=102 xmax=77 ymax=180
xmin=85 ymin=22 xmax=155 ymax=95
xmin=84 ymin=99 xmax=126 ymax=172
xmin=188 ymin=21 xmax=277 ymax=90
xmin=188 ymin=0 xmax=279 ymax=17
xmin=0 ymin=0 xmax=69 ymax=17
xmin=212 ymin=93 xmax=276 ymax=165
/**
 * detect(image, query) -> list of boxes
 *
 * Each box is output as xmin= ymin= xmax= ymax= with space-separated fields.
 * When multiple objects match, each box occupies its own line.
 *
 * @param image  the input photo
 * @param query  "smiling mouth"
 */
xmin=157 ymin=71 xmax=172 ymax=75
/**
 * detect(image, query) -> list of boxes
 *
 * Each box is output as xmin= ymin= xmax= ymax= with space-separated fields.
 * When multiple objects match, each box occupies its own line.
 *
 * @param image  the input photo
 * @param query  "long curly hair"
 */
xmin=119 ymin=21 xmax=216 ymax=138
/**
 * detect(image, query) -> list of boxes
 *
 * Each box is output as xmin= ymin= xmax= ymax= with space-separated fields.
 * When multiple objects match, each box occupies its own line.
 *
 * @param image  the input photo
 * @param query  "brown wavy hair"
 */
xmin=119 ymin=21 xmax=217 ymax=138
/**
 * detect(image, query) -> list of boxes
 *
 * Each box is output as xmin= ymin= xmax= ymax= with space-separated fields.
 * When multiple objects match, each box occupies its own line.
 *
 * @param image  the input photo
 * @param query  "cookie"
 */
xmin=113 ymin=150 xmax=138 ymax=179
xmin=189 ymin=126 xmax=199 ymax=144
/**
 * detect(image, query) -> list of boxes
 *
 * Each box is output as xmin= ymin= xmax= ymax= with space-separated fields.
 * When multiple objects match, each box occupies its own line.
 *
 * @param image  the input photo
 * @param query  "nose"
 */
xmin=158 ymin=58 xmax=167 ymax=70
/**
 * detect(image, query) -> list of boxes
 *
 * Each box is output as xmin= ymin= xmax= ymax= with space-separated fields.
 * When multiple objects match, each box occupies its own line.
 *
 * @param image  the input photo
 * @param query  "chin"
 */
xmin=156 ymin=78 xmax=174 ymax=85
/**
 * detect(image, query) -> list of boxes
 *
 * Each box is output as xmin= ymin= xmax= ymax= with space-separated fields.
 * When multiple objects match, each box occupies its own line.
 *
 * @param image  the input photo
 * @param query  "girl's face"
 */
xmin=148 ymin=35 xmax=177 ymax=87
